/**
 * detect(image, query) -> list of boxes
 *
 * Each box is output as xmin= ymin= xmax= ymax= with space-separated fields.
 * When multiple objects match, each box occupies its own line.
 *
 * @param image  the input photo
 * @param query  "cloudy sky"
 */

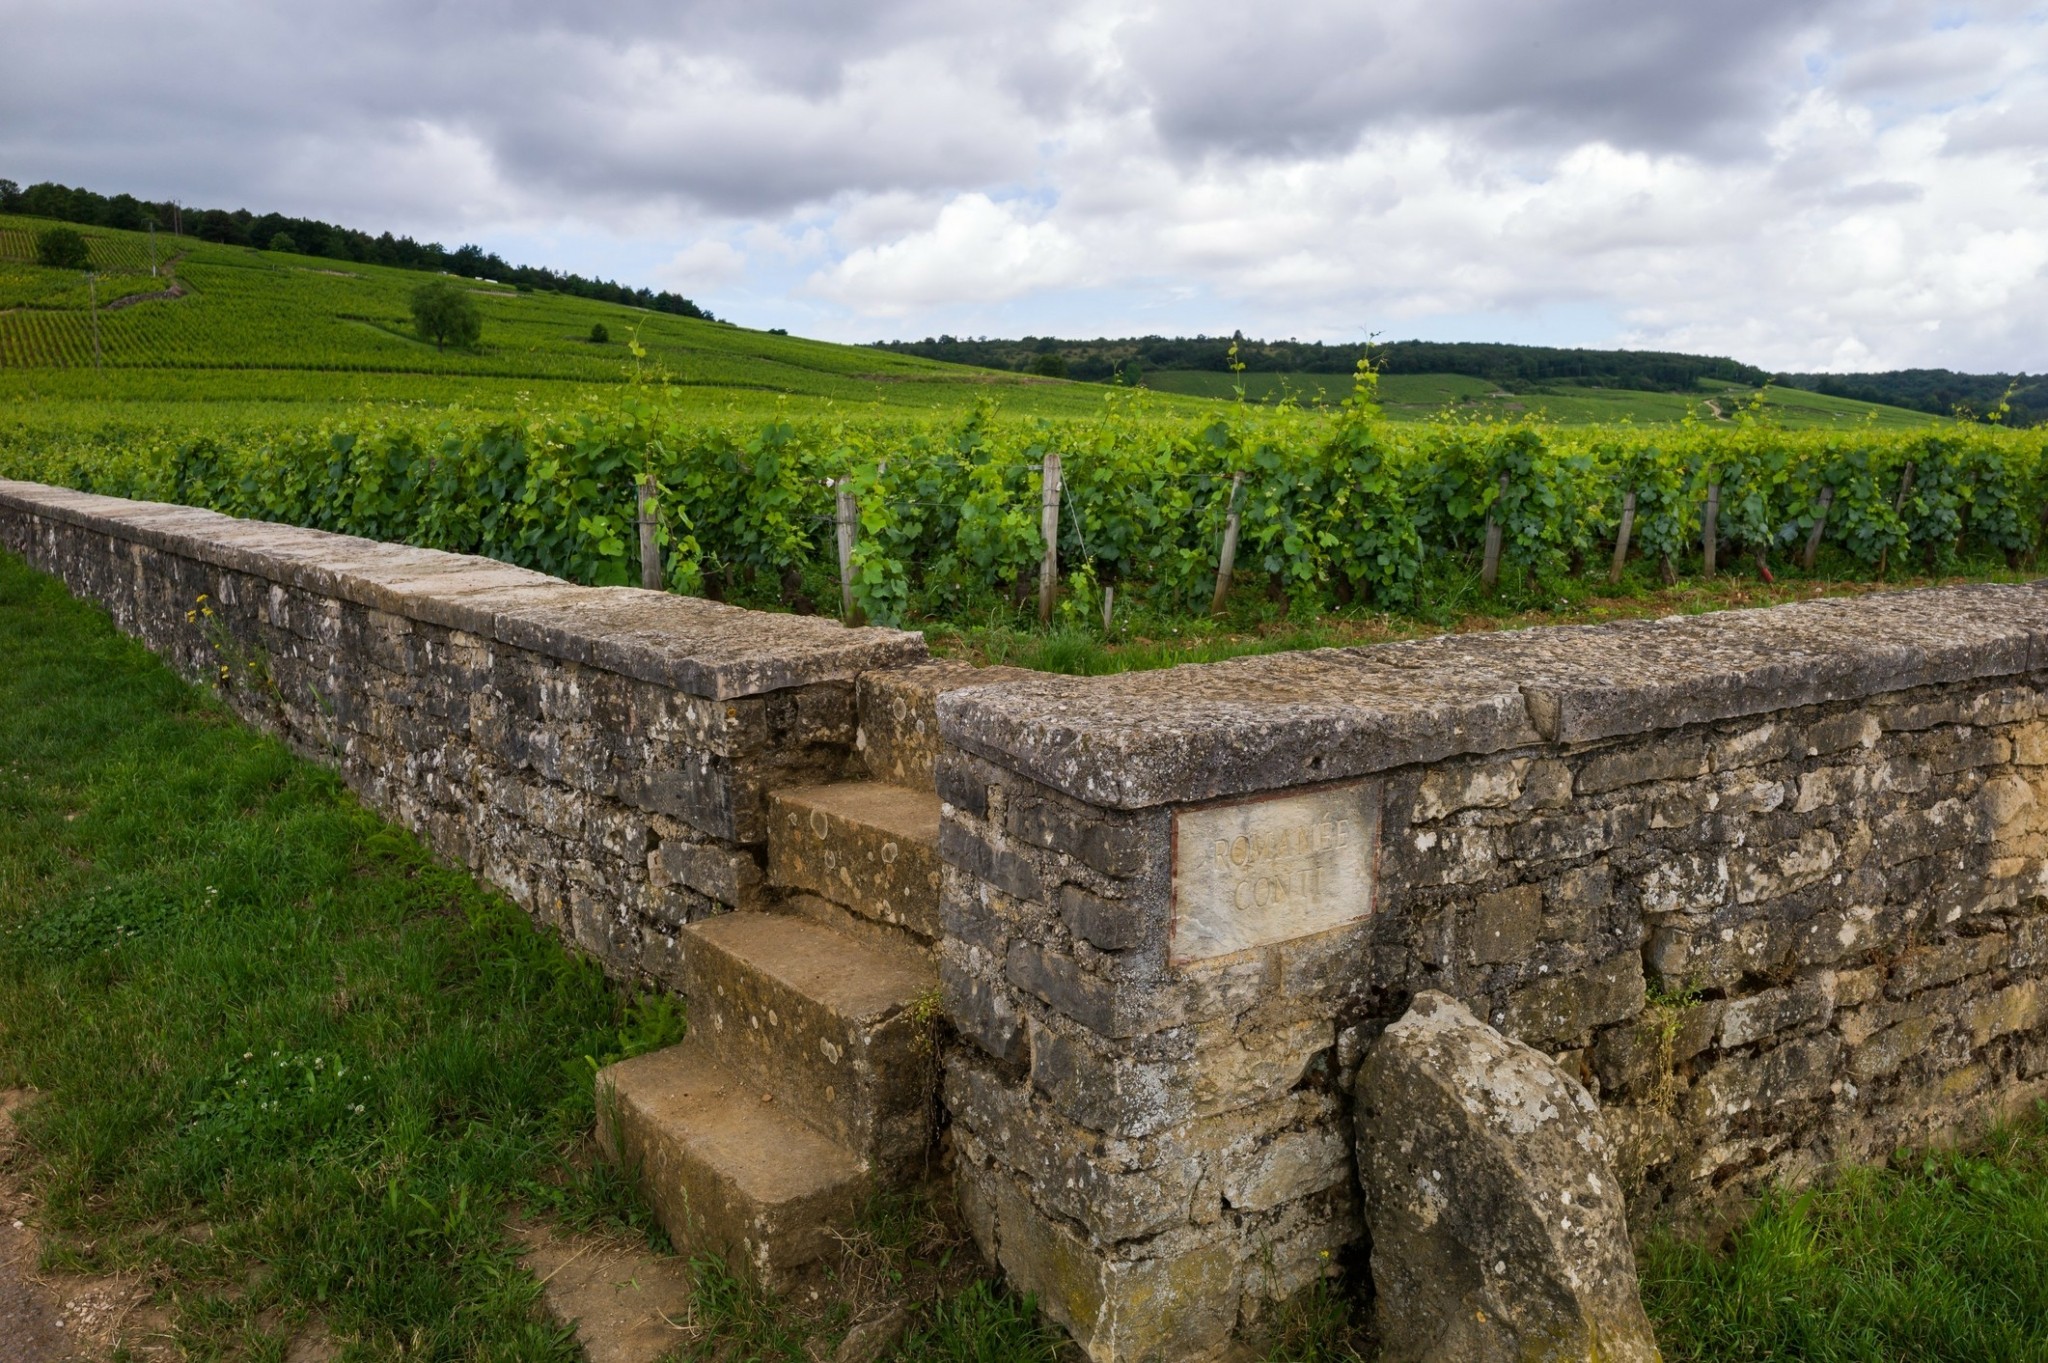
xmin=5 ymin=1 xmax=2046 ymax=370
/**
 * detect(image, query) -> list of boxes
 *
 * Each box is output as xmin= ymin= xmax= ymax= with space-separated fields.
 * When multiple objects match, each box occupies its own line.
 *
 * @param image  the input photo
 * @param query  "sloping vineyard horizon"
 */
xmin=4 ymin=209 xmax=2040 ymax=675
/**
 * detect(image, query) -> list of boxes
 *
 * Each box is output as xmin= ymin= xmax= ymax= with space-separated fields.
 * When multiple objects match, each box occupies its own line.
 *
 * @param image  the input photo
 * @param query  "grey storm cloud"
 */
xmin=3 ymin=0 xmax=2045 ymax=371
xmin=2 ymin=0 xmax=1886 ymax=218
xmin=1119 ymin=0 xmax=1853 ymax=160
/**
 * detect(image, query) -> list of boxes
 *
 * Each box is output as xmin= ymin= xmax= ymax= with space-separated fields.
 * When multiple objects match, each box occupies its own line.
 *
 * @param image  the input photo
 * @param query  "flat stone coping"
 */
xmin=0 ymin=480 xmax=928 ymax=700
xmin=939 ymin=583 xmax=2048 ymax=809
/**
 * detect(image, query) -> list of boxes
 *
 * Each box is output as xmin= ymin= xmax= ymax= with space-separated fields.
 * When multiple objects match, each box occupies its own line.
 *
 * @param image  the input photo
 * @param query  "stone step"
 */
xmin=767 ymin=781 xmax=944 ymax=940
xmin=597 ymin=1042 xmax=863 ymax=1288
xmin=774 ymin=888 xmax=932 ymax=959
xmin=856 ymin=660 xmax=1035 ymax=792
xmin=683 ymin=909 xmax=938 ymax=1172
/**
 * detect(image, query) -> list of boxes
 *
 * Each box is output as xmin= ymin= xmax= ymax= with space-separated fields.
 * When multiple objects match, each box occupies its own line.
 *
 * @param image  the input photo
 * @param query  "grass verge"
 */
xmin=0 ymin=547 xmax=677 ymax=1359
xmin=1642 ymin=1112 xmax=2048 ymax=1362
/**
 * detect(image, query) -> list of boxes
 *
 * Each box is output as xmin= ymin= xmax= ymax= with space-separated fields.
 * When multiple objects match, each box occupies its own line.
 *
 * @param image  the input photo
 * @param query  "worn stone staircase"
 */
xmin=599 ymin=662 xmax=1006 ymax=1286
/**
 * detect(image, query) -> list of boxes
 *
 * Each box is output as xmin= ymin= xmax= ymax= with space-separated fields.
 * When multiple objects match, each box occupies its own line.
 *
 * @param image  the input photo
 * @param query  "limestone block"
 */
xmin=1503 ymin=952 xmax=1647 ymax=1049
xmin=1356 ymin=992 xmax=1660 ymax=1363
xmin=1471 ymin=885 xmax=1542 ymax=964
xmin=1415 ymin=758 xmax=1531 ymax=821
xmin=1575 ymin=738 xmax=1707 ymax=796
xmin=1718 ymin=974 xmax=1836 ymax=1048
xmin=980 ymin=1171 xmax=1240 ymax=1363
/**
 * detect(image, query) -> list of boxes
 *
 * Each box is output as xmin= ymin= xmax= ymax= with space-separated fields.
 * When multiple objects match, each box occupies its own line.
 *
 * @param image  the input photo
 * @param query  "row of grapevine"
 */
xmin=6 ymin=386 xmax=2043 ymax=630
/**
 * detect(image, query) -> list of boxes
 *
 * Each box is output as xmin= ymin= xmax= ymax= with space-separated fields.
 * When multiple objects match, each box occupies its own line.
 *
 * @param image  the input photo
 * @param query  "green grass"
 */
xmin=1138 ymin=369 xmax=1940 ymax=428
xmin=0 ymin=547 xmax=1087 ymax=1362
xmin=1642 ymin=1114 xmax=2048 ymax=1362
xmin=0 ymin=211 xmax=1147 ymax=421
xmin=0 ymin=546 xmax=670 ymax=1359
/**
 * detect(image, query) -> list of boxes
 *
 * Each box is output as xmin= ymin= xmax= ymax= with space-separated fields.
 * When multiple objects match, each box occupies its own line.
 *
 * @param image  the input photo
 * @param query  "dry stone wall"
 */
xmin=10 ymin=479 xmax=2048 ymax=1363
xmin=0 ymin=479 xmax=926 ymax=990
xmin=935 ymin=588 xmax=2048 ymax=1360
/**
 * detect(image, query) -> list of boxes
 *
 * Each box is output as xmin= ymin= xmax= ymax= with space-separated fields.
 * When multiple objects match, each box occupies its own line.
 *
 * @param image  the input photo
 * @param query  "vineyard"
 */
xmin=0 ymin=211 xmax=1121 ymax=419
xmin=4 ymin=372 xmax=2040 ymax=656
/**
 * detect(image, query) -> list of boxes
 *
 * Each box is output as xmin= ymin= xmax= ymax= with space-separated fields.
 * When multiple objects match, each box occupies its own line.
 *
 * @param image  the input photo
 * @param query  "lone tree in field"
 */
xmin=35 ymin=226 xmax=91 ymax=270
xmin=410 ymin=279 xmax=482 ymax=352
xmin=589 ymin=322 xmax=609 ymax=344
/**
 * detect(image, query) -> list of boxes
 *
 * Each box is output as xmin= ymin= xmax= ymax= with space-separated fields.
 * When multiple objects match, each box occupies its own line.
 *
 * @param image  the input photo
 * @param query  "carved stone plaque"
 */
xmin=1171 ymin=782 xmax=1380 ymax=965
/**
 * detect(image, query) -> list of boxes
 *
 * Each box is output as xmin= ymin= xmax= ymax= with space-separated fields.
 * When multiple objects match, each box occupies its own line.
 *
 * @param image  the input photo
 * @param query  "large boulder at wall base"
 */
xmin=1356 ymin=990 xmax=1662 ymax=1363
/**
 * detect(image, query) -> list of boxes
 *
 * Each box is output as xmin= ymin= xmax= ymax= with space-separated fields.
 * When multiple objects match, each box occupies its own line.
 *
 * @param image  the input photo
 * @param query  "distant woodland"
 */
xmin=875 ymin=334 xmax=2042 ymax=426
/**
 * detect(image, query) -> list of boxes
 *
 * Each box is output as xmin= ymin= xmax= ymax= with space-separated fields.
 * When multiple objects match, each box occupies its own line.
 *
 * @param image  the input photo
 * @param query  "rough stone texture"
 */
xmin=680 ymin=910 xmax=937 ymax=1172
xmin=767 ymin=782 xmax=945 ymax=940
xmin=857 ymin=660 xmax=1035 ymax=791
xmin=597 ymin=1045 xmax=863 ymax=1288
xmin=0 ymin=479 xmax=924 ymax=988
xmin=940 ymin=596 xmax=2048 ymax=1357
xmin=1357 ymin=992 xmax=1660 ymax=1363
xmin=15 ymin=481 xmax=2048 ymax=1363
xmin=0 ymin=480 xmax=927 ymax=700
xmin=937 ymin=584 xmax=2048 ymax=808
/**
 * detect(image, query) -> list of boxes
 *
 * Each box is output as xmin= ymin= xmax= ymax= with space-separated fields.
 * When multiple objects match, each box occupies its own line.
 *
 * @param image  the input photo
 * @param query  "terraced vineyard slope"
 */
xmin=0 ymin=213 xmax=1113 ymax=416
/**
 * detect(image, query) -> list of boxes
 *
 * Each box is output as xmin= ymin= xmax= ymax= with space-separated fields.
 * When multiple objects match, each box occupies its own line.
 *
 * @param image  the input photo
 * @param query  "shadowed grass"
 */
xmin=1641 ymin=1113 xmax=2048 ymax=1363
xmin=0 ymin=548 xmax=673 ymax=1359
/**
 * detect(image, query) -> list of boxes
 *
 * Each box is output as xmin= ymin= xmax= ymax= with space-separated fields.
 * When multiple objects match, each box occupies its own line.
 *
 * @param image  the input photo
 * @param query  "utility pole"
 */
xmin=148 ymin=220 xmax=157 ymax=276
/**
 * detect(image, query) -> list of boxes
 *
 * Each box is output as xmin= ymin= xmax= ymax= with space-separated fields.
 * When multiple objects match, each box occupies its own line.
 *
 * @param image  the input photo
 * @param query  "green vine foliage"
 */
xmin=8 ymin=379 xmax=2046 ymax=630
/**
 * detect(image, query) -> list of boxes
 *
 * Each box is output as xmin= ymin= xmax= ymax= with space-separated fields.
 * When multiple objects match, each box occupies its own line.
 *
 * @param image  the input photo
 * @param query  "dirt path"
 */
xmin=513 ymin=1222 xmax=694 ymax=1363
xmin=0 ymin=1090 xmax=175 ymax=1362
xmin=103 ymin=281 xmax=186 ymax=311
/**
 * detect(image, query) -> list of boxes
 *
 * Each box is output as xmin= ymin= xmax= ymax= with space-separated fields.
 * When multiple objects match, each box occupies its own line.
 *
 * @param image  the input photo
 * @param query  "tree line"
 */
xmin=1774 ymin=369 xmax=2045 ymax=428
xmin=0 ymin=177 xmax=715 ymax=322
xmin=871 ymin=333 xmax=1769 ymax=392
xmin=875 ymin=332 xmax=2038 ymax=426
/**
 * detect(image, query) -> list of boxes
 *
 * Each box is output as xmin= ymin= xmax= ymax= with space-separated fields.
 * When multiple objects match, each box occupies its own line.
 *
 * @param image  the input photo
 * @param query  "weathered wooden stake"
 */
xmin=1801 ymin=486 xmax=1834 ymax=571
xmin=1038 ymin=452 xmax=1062 ymax=626
xmin=835 ymin=482 xmax=860 ymax=623
xmin=1608 ymin=489 xmax=1637 ymax=585
xmin=1101 ymin=585 xmax=1115 ymax=633
xmin=1702 ymin=481 xmax=1721 ymax=578
xmin=1479 ymin=472 xmax=1510 ymax=590
xmin=1879 ymin=463 xmax=1915 ymax=577
xmin=1210 ymin=472 xmax=1247 ymax=616
xmin=636 ymin=474 xmax=662 ymax=590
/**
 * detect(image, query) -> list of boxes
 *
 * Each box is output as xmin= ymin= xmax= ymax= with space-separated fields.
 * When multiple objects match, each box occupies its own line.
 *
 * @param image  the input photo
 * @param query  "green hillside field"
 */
xmin=2 ymin=212 xmax=1946 ymax=433
xmin=1137 ymin=368 xmax=1941 ymax=429
xmin=0 ymin=213 xmax=1123 ymax=420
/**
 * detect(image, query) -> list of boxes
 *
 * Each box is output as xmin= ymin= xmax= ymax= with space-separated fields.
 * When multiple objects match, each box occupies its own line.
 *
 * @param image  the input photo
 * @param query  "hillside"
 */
xmin=874 ymin=334 xmax=1770 ymax=393
xmin=874 ymin=334 xmax=1945 ymax=429
xmin=0 ymin=212 xmax=1945 ymax=432
xmin=0 ymin=213 xmax=1117 ymax=418
xmin=1776 ymin=368 xmax=2047 ymax=426
xmin=1140 ymin=370 xmax=1941 ymax=430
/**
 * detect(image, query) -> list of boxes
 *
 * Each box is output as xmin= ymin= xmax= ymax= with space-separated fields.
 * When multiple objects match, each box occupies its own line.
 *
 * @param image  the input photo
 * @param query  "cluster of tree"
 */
xmin=0 ymin=177 xmax=716 ymax=322
xmin=872 ymin=333 xmax=1770 ymax=393
xmin=1775 ymin=369 xmax=2045 ymax=428
xmin=33 ymin=225 xmax=90 ymax=270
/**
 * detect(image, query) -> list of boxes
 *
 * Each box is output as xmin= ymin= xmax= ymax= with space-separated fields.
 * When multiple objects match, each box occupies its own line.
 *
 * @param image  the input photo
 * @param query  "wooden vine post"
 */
xmin=835 ymin=480 xmax=861 ymax=624
xmin=1801 ymin=486 xmax=1834 ymax=571
xmin=1038 ymin=452 xmax=1062 ymax=626
xmin=1479 ymin=472 xmax=1510 ymax=591
xmin=1608 ymin=488 xmax=1637 ymax=585
xmin=1702 ymin=480 xmax=1721 ymax=578
xmin=88 ymin=272 xmax=102 ymax=373
xmin=1210 ymin=472 xmax=1247 ymax=617
xmin=1879 ymin=462 xmax=1915 ymax=577
xmin=636 ymin=474 xmax=662 ymax=591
